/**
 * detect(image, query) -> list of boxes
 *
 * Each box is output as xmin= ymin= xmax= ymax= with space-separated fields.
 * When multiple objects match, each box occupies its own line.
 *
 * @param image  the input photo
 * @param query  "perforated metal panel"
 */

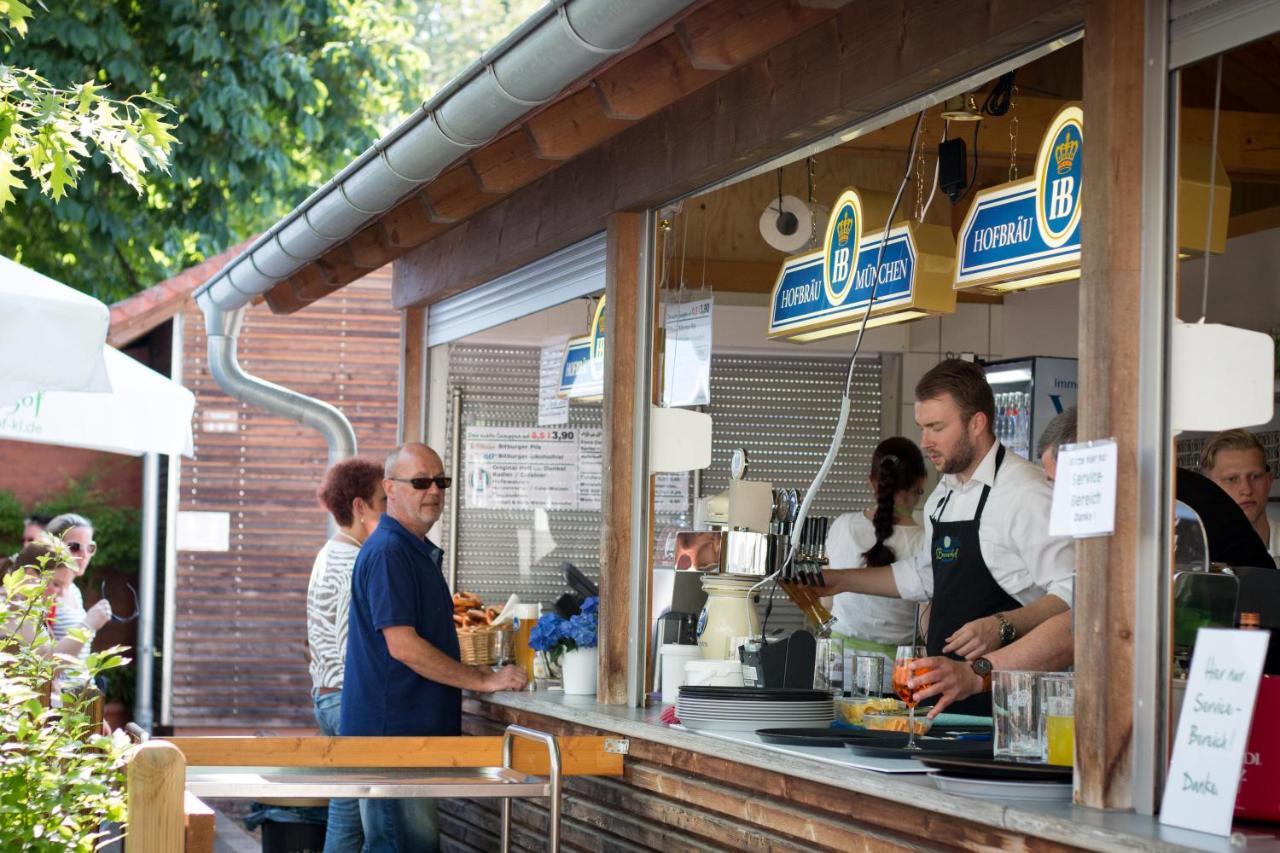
xmin=442 ymin=345 xmax=884 ymax=631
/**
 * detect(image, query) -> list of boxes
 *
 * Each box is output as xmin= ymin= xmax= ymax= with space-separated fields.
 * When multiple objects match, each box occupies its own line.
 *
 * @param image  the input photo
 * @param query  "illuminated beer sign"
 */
xmin=768 ymin=187 xmax=956 ymax=341
xmin=955 ymin=103 xmax=1083 ymax=293
xmin=559 ymin=336 xmax=603 ymax=399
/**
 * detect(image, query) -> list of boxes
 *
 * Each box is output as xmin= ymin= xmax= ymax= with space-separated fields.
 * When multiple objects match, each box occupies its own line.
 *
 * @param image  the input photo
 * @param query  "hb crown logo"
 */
xmin=823 ymin=188 xmax=863 ymax=307
xmin=1035 ymin=104 xmax=1083 ymax=250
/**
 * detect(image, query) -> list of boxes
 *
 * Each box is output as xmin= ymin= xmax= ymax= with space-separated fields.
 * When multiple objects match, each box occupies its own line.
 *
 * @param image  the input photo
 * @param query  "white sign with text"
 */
xmin=537 ymin=339 xmax=570 ymax=427
xmin=662 ymin=298 xmax=713 ymax=407
xmin=1160 ymin=628 xmax=1271 ymax=836
xmin=1048 ymin=439 xmax=1117 ymax=538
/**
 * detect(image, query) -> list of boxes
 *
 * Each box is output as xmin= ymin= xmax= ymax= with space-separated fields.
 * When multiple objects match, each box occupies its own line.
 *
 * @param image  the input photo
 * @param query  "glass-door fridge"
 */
xmin=982 ymin=357 xmax=1078 ymax=461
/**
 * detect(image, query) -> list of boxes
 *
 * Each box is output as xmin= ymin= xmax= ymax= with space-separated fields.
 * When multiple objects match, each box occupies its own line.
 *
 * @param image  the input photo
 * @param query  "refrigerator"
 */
xmin=982 ymin=357 xmax=1078 ymax=461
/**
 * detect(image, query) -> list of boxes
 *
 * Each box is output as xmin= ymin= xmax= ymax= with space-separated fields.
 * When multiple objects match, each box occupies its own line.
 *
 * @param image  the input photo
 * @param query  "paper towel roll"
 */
xmin=759 ymin=195 xmax=814 ymax=254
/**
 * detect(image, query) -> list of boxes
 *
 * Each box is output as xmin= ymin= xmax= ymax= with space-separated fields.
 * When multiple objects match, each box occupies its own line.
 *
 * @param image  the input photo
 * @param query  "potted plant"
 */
xmin=528 ymin=596 xmax=598 ymax=695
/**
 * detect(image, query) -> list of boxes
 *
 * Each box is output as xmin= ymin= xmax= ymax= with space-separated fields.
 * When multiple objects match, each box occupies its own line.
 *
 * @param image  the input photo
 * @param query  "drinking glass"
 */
xmin=1040 ymin=673 xmax=1075 ymax=766
xmin=892 ymin=644 xmax=929 ymax=750
xmin=992 ymin=671 xmax=1044 ymax=760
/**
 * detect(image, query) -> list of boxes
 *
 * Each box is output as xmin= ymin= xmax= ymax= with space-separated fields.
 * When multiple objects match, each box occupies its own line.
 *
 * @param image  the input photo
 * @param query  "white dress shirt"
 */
xmin=890 ymin=441 xmax=1075 ymax=607
xmin=826 ymin=512 xmax=923 ymax=645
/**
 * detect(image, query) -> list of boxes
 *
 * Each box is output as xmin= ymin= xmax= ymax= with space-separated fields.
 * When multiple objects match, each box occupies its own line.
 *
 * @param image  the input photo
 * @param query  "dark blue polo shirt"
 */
xmin=339 ymin=514 xmax=461 ymax=736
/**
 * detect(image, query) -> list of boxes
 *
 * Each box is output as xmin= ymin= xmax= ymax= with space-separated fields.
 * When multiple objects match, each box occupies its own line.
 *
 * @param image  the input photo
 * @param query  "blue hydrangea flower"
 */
xmin=527 ymin=612 xmax=565 ymax=652
xmin=580 ymin=596 xmax=599 ymax=616
xmin=565 ymin=611 xmax=598 ymax=649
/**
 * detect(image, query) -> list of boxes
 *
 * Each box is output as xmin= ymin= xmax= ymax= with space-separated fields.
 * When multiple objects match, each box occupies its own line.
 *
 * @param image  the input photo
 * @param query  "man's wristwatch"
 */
xmin=994 ymin=612 xmax=1016 ymax=647
xmin=971 ymin=657 xmax=993 ymax=692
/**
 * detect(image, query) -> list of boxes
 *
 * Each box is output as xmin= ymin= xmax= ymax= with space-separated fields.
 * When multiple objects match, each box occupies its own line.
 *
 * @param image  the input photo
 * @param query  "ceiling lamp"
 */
xmin=767 ymin=187 xmax=956 ymax=341
xmin=941 ymin=93 xmax=982 ymax=121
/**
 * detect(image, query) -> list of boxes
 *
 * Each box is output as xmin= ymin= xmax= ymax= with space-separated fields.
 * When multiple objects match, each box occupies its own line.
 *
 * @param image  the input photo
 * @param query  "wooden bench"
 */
xmin=125 ymin=726 xmax=627 ymax=852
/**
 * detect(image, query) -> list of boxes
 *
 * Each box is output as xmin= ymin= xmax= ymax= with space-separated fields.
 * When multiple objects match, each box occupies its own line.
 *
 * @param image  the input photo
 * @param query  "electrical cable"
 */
xmin=755 ymin=111 xmax=928 ymax=643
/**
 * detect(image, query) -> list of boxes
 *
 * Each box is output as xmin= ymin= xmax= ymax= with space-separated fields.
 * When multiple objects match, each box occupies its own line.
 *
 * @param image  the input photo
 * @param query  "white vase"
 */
xmin=560 ymin=646 xmax=598 ymax=696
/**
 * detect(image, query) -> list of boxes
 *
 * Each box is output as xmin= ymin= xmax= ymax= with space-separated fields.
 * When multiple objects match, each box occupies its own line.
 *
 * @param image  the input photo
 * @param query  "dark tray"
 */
xmin=678 ymin=686 xmax=832 ymax=702
xmin=918 ymin=754 xmax=1073 ymax=781
xmin=758 ymin=725 xmax=991 ymax=748
xmin=843 ymin=733 xmax=993 ymax=759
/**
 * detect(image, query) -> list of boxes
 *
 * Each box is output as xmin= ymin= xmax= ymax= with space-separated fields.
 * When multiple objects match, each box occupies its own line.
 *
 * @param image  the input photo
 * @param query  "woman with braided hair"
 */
xmin=823 ymin=437 xmax=928 ymax=691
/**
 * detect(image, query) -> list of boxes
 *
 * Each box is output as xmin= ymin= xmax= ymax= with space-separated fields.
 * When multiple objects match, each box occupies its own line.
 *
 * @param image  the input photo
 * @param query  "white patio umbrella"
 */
xmin=0 ymin=254 xmax=112 ymax=408
xmin=0 ymin=345 xmax=195 ymax=457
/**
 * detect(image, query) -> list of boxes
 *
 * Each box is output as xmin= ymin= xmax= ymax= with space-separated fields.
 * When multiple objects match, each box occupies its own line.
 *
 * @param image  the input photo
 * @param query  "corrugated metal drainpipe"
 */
xmin=199 ymin=298 xmax=357 ymax=535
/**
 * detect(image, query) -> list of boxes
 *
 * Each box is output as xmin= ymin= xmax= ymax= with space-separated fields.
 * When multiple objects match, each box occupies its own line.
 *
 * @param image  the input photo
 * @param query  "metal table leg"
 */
xmin=501 ymin=724 xmax=562 ymax=853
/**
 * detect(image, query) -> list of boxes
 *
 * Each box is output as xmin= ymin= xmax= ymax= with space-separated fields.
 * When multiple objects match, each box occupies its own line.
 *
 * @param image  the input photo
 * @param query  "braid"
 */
xmin=863 ymin=455 xmax=899 ymax=566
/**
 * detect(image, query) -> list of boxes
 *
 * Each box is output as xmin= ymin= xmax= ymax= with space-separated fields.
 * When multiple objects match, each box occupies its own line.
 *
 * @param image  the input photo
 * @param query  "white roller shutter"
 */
xmin=1170 ymin=0 xmax=1280 ymax=68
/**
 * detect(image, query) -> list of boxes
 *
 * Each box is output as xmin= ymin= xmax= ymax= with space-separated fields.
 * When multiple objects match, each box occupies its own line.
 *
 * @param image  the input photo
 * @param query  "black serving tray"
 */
xmin=756 ymin=725 xmax=991 ymax=748
xmin=918 ymin=754 xmax=1073 ymax=781
xmin=843 ymin=733 xmax=993 ymax=759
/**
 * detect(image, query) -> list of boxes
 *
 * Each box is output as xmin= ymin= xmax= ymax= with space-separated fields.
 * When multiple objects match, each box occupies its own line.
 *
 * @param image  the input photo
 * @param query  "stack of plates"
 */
xmin=676 ymin=687 xmax=835 ymax=732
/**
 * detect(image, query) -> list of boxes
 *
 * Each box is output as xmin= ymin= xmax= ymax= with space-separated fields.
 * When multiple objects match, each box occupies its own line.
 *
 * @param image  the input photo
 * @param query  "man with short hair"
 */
xmin=1199 ymin=429 xmax=1278 ymax=558
xmin=1036 ymin=406 xmax=1078 ymax=482
xmin=342 ymin=442 xmax=526 ymax=852
xmin=818 ymin=359 xmax=1073 ymax=714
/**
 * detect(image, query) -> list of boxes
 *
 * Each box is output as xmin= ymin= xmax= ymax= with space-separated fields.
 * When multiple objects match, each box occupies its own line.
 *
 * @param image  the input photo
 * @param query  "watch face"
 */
xmin=972 ymin=658 xmax=993 ymax=676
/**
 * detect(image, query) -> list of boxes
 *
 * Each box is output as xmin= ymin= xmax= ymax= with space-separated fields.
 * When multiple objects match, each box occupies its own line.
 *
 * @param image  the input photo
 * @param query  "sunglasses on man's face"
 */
xmin=67 ymin=541 xmax=97 ymax=556
xmin=388 ymin=476 xmax=452 ymax=491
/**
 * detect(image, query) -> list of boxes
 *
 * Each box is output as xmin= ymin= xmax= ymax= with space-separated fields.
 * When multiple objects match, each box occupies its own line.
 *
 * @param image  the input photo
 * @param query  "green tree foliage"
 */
xmin=412 ymin=0 xmax=544 ymax=96
xmin=0 ymin=1 xmax=427 ymax=300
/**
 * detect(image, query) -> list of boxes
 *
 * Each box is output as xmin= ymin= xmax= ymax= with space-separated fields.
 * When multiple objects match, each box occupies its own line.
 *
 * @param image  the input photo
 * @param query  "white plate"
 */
xmin=928 ymin=772 xmax=1073 ymax=802
xmin=676 ymin=706 xmax=834 ymax=717
xmin=682 ymin=718 xmax=827 ymax=733
xmin=678 ymin=714 xmax=835 ymax=723
xmin=676 ymin=701 xmax=834 ymax=713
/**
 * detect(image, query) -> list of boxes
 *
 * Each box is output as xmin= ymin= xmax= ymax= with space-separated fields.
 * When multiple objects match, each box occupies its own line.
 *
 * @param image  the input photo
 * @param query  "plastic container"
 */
xmin=658 ymin=643 xmax=702 ymax=703
xmin=513 ymin=603 xmax=541 ymax=680
xmin=835 ymin=696 xmax=904 ymax=726
xmin=862 ymin=711 xmax=933 ymax=735
xmin=683 ymin=659 xmax=744 ymax=688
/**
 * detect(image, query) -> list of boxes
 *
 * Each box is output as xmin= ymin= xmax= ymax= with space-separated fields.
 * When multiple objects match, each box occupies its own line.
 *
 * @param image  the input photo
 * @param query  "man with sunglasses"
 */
xmin=341 ymin=443 xmax=526 ymax=852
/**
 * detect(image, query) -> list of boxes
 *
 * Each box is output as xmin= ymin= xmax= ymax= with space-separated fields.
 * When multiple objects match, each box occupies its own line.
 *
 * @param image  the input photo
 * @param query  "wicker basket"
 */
xmin=458 ymin=624 xmax=514 ymax=665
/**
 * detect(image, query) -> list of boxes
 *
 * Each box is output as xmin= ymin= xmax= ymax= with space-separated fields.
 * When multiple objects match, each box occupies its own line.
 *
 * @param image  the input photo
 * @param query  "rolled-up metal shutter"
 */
xmin=425 ymin=234 xmax=606 ymax=347
xmin=1169 ymin=0 xmax=1280 ymax=68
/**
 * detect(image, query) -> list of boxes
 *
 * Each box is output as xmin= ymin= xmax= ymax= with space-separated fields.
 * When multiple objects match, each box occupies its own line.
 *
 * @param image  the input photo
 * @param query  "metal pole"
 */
xmin=627 ymin=211 xmax=656 ymax=708
xmin=447 ymin=386 xmax=463 ymax=592
xmin=134 ymin=451 xmax=160 ymax=732
xmin=160 ymin=314 xmax=183 ymax=728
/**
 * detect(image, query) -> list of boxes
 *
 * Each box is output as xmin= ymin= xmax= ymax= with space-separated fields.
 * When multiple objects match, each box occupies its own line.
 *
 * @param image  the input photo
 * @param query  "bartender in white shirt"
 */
xmin=817 ymin=359 xmax=1074 ymax=715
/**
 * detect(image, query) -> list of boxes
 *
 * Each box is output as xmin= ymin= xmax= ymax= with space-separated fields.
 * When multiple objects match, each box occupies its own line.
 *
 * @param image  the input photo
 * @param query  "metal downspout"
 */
xmin=198 ymin=298 xmax=358 ymax=533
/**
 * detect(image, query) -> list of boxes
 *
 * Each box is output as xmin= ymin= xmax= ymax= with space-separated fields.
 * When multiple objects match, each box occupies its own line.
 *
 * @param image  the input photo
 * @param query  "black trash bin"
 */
xmin=244 ymin=803 xmax=328 ymax=853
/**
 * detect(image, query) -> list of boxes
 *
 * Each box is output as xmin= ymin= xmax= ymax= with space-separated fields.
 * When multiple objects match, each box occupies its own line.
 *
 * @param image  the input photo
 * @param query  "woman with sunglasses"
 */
xmin=307 ymin=458 xmax=387 ymax=853
xmin=44 ymin=514 xmax=102 ymax=673
xmin=4 ymin=538 xmax=111 ymax=660
xmin=821 ymin=437 xmax=930 ymax=693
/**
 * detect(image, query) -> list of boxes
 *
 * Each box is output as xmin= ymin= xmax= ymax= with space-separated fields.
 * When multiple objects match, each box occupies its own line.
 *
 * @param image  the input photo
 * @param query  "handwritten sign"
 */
xmin=1048 ymin=439 xmax=1116 ymax=538
xmin=1161 ymin=628 xmax=1271 ymax=836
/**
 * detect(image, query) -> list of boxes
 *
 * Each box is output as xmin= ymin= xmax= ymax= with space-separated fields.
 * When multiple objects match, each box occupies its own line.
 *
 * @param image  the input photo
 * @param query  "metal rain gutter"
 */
xmin=192 ymin=0 xmax=696 ymax=314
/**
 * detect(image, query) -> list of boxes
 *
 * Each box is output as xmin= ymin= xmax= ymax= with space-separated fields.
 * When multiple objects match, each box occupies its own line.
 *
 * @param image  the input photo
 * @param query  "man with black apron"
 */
xmin=817 ymin=359 xmax=1074 ymax=716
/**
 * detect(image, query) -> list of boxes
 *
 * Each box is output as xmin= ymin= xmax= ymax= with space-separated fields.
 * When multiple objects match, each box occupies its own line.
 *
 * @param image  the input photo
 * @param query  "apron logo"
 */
xmin=934 ymin=535 xmax=960 ymax=564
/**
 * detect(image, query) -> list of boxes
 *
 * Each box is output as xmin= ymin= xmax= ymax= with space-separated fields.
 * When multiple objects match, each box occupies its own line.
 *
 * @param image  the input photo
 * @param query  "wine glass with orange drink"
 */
xmin=893 ymin=644 xmax=930 ymax=751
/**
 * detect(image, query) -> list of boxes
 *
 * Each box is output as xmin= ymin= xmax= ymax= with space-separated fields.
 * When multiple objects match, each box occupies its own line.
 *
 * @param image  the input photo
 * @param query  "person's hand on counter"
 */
xmin=942 ymin=615 xmax=1001 ymax=660
xmin=482 ymin=664 xmax=528 ymax=693
xmin=907 ymin=657 xmax=983 ymax=718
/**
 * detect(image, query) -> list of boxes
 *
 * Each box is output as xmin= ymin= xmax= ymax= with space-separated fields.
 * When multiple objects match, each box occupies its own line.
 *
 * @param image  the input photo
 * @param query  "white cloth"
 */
xmin=51 ymin=582 xmax=92 ymax=669
xmin=306 ymin=538 xmax=360 ymax=690
xmin=890 ymin=441 xmax=1076 ymax=607
xmin=1268 ymin=521 xmax=1280 ymax=563
xmin=825 ymin=513 xmax=922 ymax=645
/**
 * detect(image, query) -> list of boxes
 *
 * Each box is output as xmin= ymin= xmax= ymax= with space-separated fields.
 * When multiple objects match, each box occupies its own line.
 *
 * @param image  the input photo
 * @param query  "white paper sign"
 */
xmin=538 ymin=339 xmax=570 ymax=427
xmin=175 ymin=511 xmax=230 ymax=552
xmin=464 ymin=426 xmax=581 ymax=510
xmin=577 ymin=428 xmax=603 ymax=511
xmin=655 ymin=472 xmax=691 ymax=514
xmin=662 ymin=298 xmax=713 ymax=407
xmin=1160 ymin=628 xmax=1271 ymax=836
xmin=1048 ymin=439 xmax=1117 ymax=538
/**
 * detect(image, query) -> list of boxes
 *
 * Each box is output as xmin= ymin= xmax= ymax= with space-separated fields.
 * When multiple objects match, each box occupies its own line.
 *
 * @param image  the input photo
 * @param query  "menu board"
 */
xmin=464 ymin=425 xmax=690 ymax=514
xmin=537 ymin=339 xmax=570 ymax=426
xmin=662 ymin=298 xmax=713 ymax=407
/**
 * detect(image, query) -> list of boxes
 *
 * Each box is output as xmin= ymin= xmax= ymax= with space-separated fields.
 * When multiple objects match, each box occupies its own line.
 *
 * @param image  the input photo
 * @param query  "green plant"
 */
xmin=0 ymin=561 xmax=130 ymax=851
xmin=32 ymin=470 xmax=141 ymax=584
xmin=0 ymin=489 xmax=24 ymax=556
xmin=98 ymin=662 xmax=135 ymax=708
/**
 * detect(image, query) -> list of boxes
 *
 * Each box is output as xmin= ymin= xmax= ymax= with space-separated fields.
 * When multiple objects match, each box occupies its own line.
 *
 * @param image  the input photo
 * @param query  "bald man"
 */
xmin=341 ymin=443 xmax=525 ymax=852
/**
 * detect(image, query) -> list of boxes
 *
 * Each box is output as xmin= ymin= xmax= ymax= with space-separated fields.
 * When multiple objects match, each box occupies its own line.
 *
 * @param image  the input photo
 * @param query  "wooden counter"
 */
xmin=440 ymin=691 xmax=1268 ymax=852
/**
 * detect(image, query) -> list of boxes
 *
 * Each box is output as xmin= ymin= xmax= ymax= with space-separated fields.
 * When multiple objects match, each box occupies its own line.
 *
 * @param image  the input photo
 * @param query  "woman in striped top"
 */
xmin=44 ymin=513 xmax=101 ymax=677
xmin=307 ymin=457 xmax=386 ymax=853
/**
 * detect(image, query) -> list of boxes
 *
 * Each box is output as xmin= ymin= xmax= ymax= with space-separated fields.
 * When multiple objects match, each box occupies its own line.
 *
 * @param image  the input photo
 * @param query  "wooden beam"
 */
xmin=526 ymin=88 xmax=633 ymax=161
xmin=398 ymin=305 xmax=428 ymax=444
xmin=1076 ymin=0 xmax=1142 ymax=811
xmin=394 ymin=0 xmax=1082 ymax=309
xmin=595 ymin=35 xmax=720 ymax=121
xmin=348 ymin=221 xmax=397 ymax=269
xmin=163 ymin=735 xmax=624 ymax=777
xmin=423 ymin=162 xmax=495 ymax=224
xmin=184 ymin=792 xmax=215 ymax=853
xmin=674 ymin=0 xmax=830 ymax=71
xmin=382 ymin=194 xmax=447 ymax=248
xmin=1228 ymin=205 xmax=1280 ymax=239
xmin=598 ymin=212 xmax=645 ymax=705
xmin=470 ymin=129 xmax=557 ymax=194
xmin=125 ymin=740 xmax=186 ymax=853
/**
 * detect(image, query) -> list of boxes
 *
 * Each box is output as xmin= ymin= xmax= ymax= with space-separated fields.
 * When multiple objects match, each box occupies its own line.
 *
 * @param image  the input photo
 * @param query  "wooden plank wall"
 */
xmin=174 ymin=270 xmax=401 ymax=728
xmin=446 ymin=701 xmax=1089 ymax=853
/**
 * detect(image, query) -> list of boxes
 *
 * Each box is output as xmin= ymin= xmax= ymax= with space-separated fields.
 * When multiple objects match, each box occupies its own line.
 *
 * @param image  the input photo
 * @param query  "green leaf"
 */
xmin=0 ymin=0 xmax=33 ymax=37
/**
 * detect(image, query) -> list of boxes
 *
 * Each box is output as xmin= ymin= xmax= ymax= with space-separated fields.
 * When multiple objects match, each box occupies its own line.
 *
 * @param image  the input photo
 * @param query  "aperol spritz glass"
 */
xmin=893 ymin=644 xmax=929 ymax=751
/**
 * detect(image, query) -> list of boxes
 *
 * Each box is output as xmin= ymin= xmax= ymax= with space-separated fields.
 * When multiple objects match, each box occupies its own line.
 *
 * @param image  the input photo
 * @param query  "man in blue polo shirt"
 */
xmin=342 ymin=442 xmax=526 ymax=852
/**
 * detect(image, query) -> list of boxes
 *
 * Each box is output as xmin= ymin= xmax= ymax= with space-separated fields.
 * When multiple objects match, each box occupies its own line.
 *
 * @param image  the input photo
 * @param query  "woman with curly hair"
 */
xmin=307 ymin=457 xmax=386 ymax=853
xmin=823 ymin=437 xmax=928 ymax=691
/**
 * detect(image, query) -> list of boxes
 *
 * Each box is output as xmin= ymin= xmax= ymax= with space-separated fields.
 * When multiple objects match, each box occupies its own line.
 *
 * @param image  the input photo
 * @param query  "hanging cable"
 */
xmin=1200 ymin=54 xmax=1223 ymax=322
xmin=756 ymin=111 xmax=928 ymax=640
